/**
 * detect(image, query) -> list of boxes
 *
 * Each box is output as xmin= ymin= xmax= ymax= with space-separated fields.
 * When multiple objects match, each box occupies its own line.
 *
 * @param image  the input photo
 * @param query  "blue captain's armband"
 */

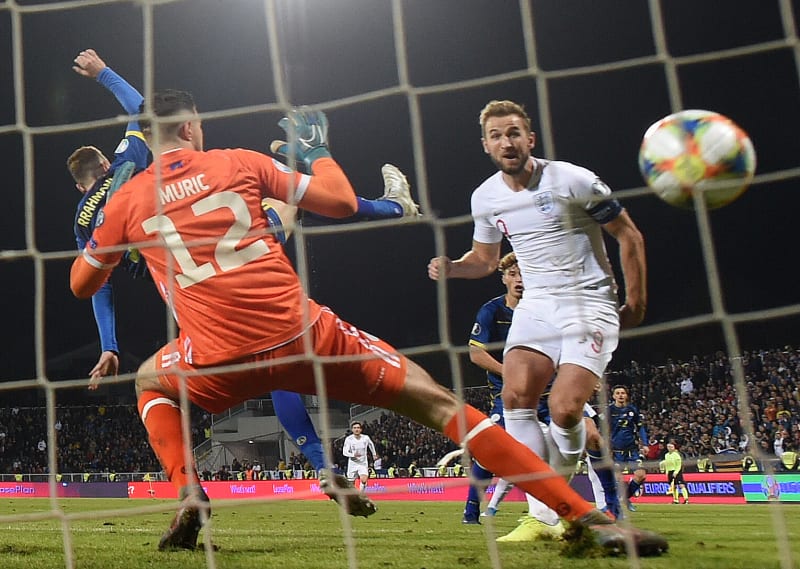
xmin=586 ymin=178 xmax=623 ymax=224
xmin=588 ymin=198 xmax=622 ymax=224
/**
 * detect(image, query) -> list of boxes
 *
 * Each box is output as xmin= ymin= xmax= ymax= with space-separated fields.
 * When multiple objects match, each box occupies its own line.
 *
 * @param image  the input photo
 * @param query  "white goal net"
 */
xmin=1 ymin=1 xmax=799 ymax=568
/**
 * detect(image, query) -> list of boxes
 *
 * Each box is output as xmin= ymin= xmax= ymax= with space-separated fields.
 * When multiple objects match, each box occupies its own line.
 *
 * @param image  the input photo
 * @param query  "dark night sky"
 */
xmin=1 ymin=0 xmax=799 ymax=402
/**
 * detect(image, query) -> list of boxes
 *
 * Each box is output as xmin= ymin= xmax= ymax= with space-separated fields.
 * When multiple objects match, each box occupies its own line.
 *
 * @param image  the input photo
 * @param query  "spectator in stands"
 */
xmin=774 ymin=431 xmax=786 ymax=457
xmin=780 ymin=442 xmax=798 ymax=471
xmin=764 ymin=399 xmax=778 ymax=423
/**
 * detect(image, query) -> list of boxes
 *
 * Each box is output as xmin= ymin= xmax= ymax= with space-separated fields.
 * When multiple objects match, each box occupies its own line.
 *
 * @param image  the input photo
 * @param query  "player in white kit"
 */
xmin=343 ymin=422 xmax=377 ymax=493
xmin=428 ymin=99 xmax=647 ymax=541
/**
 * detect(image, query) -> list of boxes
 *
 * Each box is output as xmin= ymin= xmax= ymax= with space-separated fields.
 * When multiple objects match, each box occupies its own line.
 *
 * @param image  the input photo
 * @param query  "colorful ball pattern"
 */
xmin=639 ymin=109 xmax=756 ymax=210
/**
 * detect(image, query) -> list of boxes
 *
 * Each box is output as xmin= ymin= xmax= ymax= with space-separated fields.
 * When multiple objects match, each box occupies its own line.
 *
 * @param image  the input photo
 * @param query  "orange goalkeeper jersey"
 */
xmin=83 ymin=147 xmax=357 ymax=365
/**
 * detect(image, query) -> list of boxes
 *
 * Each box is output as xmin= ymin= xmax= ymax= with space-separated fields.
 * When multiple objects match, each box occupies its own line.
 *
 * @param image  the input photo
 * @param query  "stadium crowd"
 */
xmin=338 ymin=346 xmax=800 ymax=472
xmin=1 ymin=345 xmax=798 ymax=476
xmin=0 ymin=404 xmax=209 ymax=475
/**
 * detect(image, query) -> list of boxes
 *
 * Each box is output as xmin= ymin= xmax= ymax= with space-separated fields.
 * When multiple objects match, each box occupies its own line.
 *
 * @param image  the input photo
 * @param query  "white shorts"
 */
xmin=504 ymin=285 xmax=619 ymax=378
xmin=347 ymin=462 xmax=369 ymax=478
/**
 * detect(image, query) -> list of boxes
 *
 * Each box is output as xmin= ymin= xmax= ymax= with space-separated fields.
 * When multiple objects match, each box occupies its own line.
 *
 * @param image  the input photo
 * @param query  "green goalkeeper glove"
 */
xmin=270 ymin=107 xmax=331 ymax=172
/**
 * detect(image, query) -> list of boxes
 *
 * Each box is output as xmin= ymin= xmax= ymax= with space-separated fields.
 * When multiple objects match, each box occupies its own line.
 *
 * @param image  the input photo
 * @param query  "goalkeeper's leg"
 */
xmin=390 ymin=361 xmax=594 ymax=523
xmin=136 ymin=362 xmax=209 ymax=550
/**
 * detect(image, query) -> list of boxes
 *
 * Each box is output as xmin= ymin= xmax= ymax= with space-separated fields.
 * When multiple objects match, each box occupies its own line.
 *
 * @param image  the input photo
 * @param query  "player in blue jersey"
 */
xmin=67 ymin=49 xmax=150 ymax=387
xmin=583 ymin=386 xmax=624 ymax=520
xmin=608 ymin=384 xmax=649 ymax=511
xmin=461 ymin=252 xmax=521 ymax=524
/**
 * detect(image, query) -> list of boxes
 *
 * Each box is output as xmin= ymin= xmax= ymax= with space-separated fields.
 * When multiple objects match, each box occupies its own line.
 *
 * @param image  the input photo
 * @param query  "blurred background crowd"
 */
xmin=1 ymin=345 xmax=798 ymax=478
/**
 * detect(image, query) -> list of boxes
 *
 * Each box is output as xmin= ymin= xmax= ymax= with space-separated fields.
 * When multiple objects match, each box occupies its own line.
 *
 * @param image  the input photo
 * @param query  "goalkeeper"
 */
xmin=66 ymin=51 xmax=417 ymax=519
xmin=68 ymin=51 xmax=420 ymax=388
xmin=71 ymin=91 xmax=667 ymax=557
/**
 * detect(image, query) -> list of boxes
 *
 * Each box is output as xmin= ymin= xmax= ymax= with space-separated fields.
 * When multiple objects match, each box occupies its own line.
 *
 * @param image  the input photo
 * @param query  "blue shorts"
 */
xmin=613 ymin=449 xmax=643 ymax=471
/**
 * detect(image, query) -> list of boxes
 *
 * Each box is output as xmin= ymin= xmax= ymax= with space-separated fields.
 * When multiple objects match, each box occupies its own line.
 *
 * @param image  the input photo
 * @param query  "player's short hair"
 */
xmin=350 ymin=421 xmax=362 ymax=429
xmin=498 ymin=252 xmax=518 ymax=273
xmin=66 ymin=145 xmax=107 ymax=186
xmin=140 ymin=89 xmax=197 ymax=138
xmin=479 ymin=100 xmax=532 ymax=135
xmin=612 ymin=384 xmax=629 ymax=393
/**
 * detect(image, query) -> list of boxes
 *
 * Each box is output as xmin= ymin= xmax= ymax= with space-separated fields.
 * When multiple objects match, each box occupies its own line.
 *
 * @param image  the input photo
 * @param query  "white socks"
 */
xmin=504 ymin=408 xmax=548 ymax=457
xmin=547 ymin=419 xmax=586 ymax=477
xmin=586 ymin=458 xmax=607 ymax=510
xmin=487 ymin=477 xmax=513 ymax=510
xmin=504 ymin=408 xmax=558 ymax=524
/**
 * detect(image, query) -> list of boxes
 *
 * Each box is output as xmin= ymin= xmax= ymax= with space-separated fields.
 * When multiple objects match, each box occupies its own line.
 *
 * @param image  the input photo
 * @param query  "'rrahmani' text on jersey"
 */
xmin=471 ymin=159 xmax=622 ymax=292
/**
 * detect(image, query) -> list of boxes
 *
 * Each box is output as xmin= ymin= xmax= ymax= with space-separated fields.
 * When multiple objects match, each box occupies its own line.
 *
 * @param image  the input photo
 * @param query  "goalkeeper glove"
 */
xmin=270 ymin=107 xmax=331 ymax=172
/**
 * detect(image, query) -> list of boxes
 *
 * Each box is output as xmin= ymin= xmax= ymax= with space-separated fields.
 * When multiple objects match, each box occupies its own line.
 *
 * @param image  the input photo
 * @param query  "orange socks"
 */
xmin=444 ymin=405 xmax=593 ymax=522
xmin=137 ymin=391 xmax=193 ymax=491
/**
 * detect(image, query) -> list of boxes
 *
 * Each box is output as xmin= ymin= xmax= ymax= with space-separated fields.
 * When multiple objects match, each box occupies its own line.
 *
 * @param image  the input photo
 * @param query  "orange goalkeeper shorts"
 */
xmin=154 ymin=306 xmax=407 ymax=414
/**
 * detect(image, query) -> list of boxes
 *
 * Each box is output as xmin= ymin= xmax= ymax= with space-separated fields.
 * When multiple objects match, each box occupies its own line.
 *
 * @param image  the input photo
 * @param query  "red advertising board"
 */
xmin=2 ymin=473 xmax=746 ymax=504
xmin=127 ymin=478 xmax=526 ymax=501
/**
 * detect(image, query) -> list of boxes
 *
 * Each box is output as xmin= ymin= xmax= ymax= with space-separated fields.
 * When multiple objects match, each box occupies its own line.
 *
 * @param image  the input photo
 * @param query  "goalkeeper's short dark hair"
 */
xmin=139 ymin=89 xmax=197 ymax=135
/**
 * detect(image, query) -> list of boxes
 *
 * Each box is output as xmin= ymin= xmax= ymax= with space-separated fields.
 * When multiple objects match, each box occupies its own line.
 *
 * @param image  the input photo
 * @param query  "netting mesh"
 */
xmin=1 ymin=0 xmax=800 ymax=568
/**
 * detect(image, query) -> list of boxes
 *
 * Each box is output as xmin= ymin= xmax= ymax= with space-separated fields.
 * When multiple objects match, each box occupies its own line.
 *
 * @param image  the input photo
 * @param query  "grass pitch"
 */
xmin=0 ymin=499 xmax=798 ymax=569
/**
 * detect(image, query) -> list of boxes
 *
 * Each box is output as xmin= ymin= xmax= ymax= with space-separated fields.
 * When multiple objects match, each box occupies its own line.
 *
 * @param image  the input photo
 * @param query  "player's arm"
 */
xmin=342 ymin=439 xmax=355 ymax=458
xmin=636 ymin=414 xmax=650 ymax=454
xmin=88 ymin=283 xmax=120 ymax=387
xmin=428 ymin=240 xmax=501 ymax=281
xmin=603 ymin=209 xmax=646 ymax=329
xmin=468 ymin=345 xmax=503 ymax=376
xmin=71 ymin=199 xmax=126 ymax=299
xmin=468 ymin=303 xmax=503 ymax=375
xmin=71 ymin=253 xmax=116 ymax=299
xmin=265 ymin=108 xmax=357 ymax=218
xmin=74 ymin=227 xmax=120 ymax=385
xmin=299 ymin=158 xmax=358 ymax=218
xmin=73 ymin=49 xmax=144 ymax=118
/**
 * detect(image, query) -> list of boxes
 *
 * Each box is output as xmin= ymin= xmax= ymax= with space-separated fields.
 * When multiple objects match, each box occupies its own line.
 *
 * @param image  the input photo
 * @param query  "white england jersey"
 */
xmin=343 ymin=434 xmax=376 ymax=466
xmin=471 ymin=159 xmax=619 ymax=293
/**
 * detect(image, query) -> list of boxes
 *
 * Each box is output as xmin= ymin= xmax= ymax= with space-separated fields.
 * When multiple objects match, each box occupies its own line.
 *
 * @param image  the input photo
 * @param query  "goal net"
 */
xmin=1 ymin=0 xmax=799 ymax=568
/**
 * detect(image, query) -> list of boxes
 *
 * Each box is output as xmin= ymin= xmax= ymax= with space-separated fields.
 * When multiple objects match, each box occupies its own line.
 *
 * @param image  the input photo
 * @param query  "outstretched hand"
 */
xmin=427 ymin=256 xmax=452 ymax=281
xmin=88 ymin=350 xmax=119 ymax=390
xmin=619 ymin=303 xmax=646 ymax=329
xmin=72 ymin=49 xmax=107 ymax=79
xmin=270 ymin=107 xmax=331 ymax=172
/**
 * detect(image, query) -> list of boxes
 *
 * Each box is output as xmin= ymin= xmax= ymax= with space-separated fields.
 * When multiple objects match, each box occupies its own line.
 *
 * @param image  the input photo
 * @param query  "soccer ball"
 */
xmin=638 ymin=109 xmax=756 ymax=210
